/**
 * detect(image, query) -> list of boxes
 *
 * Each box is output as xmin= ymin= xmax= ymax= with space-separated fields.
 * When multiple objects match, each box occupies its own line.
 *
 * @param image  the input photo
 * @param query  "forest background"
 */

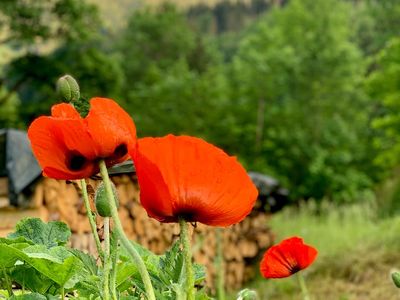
xmin=1 ymin=0 xmax=400 ymax=209
xmin=1 ymin=1 xmax=400 ymax=298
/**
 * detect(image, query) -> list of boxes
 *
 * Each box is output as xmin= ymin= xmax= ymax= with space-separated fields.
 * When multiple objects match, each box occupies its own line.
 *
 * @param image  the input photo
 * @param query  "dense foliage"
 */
xmin=0 ymin=218 xmax=208 ymax=299
xmin=0 ymin=0 xmax=399 ymax=202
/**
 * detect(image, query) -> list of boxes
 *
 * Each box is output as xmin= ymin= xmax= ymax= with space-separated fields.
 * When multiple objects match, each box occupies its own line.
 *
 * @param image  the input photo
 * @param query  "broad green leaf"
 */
xmin=8 ymin=218 xmax=71 ymax=248
xmin=0 ymin=237 xmax=33 ymax=245
xmin=11 ymin=266 xmax=54 ymax=294
xmin=22 ymin=245 xmax=84 ymax=289
xmin=9 ymin=293 xmax=47 ymax=300
xmin=0 ymin=243 xmax=30 ymax=267
xmin=0 ymin=243 xmax=83 ymax=289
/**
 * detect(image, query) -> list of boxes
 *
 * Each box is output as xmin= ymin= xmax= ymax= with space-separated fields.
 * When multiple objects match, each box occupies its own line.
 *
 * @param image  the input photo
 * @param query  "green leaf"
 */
xmin=0 ymin=243 xmax=83 ymax=289
xmin=73 ymin=276 xmax=102 ymax=298
xmin=195 ymin=288 xmax=214 ymax=300
xmin=11 ymin=266 xmax=54 ymax=294
xmin=8 ymin=218 xmax=71 ymax=248
xmin=22 ymin=245 xmax=84 ymax=289
xmin=116 ymin=241 xmax=160 ymax=289
xmin=69 ymin=249 xmax=98 ymax=276
xmin=0 ymin=243 xmax=26 ymax=268
xmin=193 ymin=263 xmax=206 ymax=285
xmin=9 ymin=293 xmax=47 ymax=300
xmin=159 ymin=240 xmax=184 ymax=285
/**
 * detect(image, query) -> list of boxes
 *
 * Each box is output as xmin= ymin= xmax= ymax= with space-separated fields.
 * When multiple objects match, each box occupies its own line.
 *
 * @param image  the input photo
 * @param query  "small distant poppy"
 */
xmin=28 ymin=98 xmax=136 ymax=180
xmin=260 ymin=237 xmax=318 ymax=278
xmin=132 ymin=135 xmax=258 ymax=227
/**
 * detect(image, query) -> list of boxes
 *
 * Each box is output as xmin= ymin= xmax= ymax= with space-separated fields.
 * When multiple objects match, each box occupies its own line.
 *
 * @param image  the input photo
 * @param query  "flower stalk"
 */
xmin=179 ymin=218 xmax=195 ymax=300
xmin=110 ymin=232 xmax=119 ymax=300
xmin=297 ymin=273 xmax=310 ymax=300
xmin=99 ymin=160 xmax=156 ymax=300
xmin=80 ymin=179 xmax=104 ymax=262
xmin=103 ymin=217 xmax=111 ymax=300
xmin=216 ymin=228 xmax=226 ymax=300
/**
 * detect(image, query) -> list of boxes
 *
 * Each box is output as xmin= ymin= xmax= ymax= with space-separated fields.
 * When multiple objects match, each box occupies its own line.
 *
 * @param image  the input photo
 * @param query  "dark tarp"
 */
xmin=0 ymin=129 xmax=41 ymax=205
xmin=248 ymin=171 xmax=289 ymax=213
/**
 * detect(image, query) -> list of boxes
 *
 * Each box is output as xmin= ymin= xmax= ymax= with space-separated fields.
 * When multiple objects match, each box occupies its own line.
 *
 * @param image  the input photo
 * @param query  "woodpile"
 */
xmin=0 ymin=174 xmax=274 ymax=291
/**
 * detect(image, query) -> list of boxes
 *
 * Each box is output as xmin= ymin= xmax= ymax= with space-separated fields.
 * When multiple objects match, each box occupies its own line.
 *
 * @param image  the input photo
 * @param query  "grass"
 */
xmin=243 ymin=200 xmax=400 ymax=300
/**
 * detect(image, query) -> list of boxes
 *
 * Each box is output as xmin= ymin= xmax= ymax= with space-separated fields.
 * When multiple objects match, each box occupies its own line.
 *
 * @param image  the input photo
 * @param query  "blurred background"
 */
xmin=0 ymin=0 xmax=399 ymax=298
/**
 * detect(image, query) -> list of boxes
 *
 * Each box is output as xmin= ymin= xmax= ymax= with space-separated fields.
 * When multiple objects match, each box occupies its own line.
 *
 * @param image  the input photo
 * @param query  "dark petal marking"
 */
xmin=67 ymin=152 xmax=87 ymax=171
xmin=175 ymin=209 xmax=197 ymax=222
xmin=114 ymin=143 xmax=128 ymax=158
xmin=290 ymin=265 xmax=301 ymax=274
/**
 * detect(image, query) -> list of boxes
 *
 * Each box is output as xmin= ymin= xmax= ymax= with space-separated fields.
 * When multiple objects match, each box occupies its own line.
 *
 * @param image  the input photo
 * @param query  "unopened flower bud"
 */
xmin=237 ymin=288 xmax=258 ymax=300
xmin=95 ymin=182 xmax=119 ymax=217
xmin=57 ymin=75 xmax=80 ymax=103
xmin=392 ymin=271 xmax=400 ymax=288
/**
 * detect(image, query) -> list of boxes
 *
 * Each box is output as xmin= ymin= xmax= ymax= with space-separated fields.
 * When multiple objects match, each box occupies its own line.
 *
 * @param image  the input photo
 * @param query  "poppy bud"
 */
xmin=237 ymin=289 xmax=258 ymax=300
xmin=392 ymin=271 xmax=400 ymax=288
xmin=95 ymin=182 xmax=119 ymax=217
xmin=57 ymin=75 xmax=80 ymax=103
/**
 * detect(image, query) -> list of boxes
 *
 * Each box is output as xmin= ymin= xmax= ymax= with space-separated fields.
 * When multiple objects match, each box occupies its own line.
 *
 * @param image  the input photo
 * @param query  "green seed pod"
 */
xmin=95 ymin=182 xmax=119 ymax=217
xmin=392 ymin=271 xmax=400 ymax=288
xmin=56 ymin=75 xmax=80 ymax=103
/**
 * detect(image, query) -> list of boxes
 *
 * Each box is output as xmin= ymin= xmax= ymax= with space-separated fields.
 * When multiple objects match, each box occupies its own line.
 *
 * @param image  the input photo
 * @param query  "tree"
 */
xmin=231 ymin=0 xmax=373 ymax=201
xmin=352 ymin=0 xmax=400 ymax=55
xmin=6 ymin=41 xmax=123 ymax=124
xmin=0 ymin=0 xmax=124 ymax=126
xmin=0 ymin=0 xmax=100 ymax=46
xmin=367 ymin=38 xmax=400 ymax=169
xmin=117 ymin=3 xmax=228 ymax=140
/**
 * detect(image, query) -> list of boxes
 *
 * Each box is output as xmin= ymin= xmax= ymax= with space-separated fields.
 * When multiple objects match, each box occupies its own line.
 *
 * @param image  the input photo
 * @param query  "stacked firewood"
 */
xmin=3 ymin=174 xmax=274 ymax=290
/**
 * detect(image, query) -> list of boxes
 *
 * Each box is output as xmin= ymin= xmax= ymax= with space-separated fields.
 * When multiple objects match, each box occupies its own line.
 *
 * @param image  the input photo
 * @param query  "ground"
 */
xmin=240 ymin=200 xmax=400 ymax=299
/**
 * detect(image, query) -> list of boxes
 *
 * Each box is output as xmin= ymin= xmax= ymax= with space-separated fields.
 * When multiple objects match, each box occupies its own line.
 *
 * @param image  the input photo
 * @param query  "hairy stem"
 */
xmin=80 ymin=179 xmax=104 ymax=262
xmin=179 ymin=218 xmax=195 ymax=300
xmin=99 ymin=160 xmax=156 ymax=300
xmin=103 ymin=217 xmax=111 ymax=300
xmin=110 ymin=232 xmax=119 ymax=300
xmin=216 ymin=228 xmax=226 ymax=300
xmin=298 ymin=272 xmax=311 ymax=300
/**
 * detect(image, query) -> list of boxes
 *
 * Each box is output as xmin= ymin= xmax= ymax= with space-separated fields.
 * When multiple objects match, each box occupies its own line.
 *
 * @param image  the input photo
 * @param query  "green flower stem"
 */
xmin=179 ymin=218 xmax=195 ymax=300
xmin=99 ymin=160 xmax=156 ymax=300
xmin=2 ymin=268 xmax=13 ymax=297
xmin=110 ymin=233 xmax=119 ymax=300
xmin=215 ymin=228 xmax=226 ymax=300
xmin=103 ymin=217 xmax=111 ymax=300
xmin=80 ymin=179 xmax=104 ymax=262
xmin=297 ymin=272 xmax=311 ymax=300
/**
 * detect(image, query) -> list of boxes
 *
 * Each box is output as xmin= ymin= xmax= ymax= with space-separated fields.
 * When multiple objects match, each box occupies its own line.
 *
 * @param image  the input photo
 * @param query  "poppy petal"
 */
xmin=133 ymin=135 xmax=258 ymax=226
xmin=260 ymin=237 xmax=318 ymax=279
xmin=134 ymin=151 xmax=174 ymax=221
xmin=85 ymin=98 xmax=137 ymax=162
xmin=51 ymin=103 xmax=81 ymax=119
xmin=28 ymin=116 xmax=97 ymax=179
xmin=260 ymin=248 xmax=294 ymax=278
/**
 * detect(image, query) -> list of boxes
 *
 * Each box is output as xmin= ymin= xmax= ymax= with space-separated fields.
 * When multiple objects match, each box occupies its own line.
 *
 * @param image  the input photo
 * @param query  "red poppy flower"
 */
xmin=131 ymin=135 xmax=258 ymax=227
xmin=260 ymin=237 xmax=318 ymax=278
xmin=28 ymin=97 xmax=137 ymax=180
